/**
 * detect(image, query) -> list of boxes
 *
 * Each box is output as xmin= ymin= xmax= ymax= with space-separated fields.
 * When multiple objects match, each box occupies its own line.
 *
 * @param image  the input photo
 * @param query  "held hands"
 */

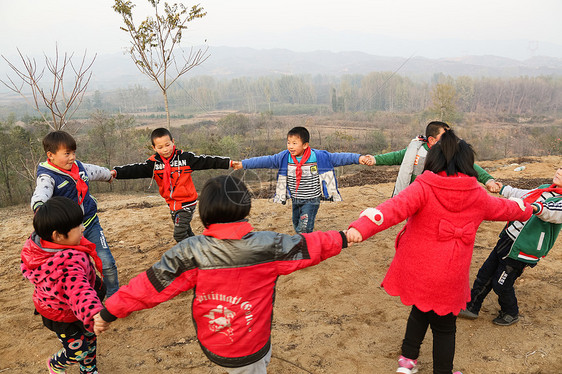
xmin=359 ymin=155 xmax=375 ymax=166
xmin=93 ymin=313 xmax=111 ymax=336
xmin=109 ymin=169 xmax=117 ymax=183
xmin=346 ymin=227 xmax=363 ymax=243
xmin=485 ymin=179 xmax=502 ymax=193
xmin=231 ymin=161 xmax=243 ymax=170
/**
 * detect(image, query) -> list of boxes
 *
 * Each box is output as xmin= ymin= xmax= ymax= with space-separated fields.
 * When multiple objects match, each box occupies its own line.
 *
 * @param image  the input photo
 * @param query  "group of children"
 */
xmin=22 ymin=123 xmax=561 ymax=374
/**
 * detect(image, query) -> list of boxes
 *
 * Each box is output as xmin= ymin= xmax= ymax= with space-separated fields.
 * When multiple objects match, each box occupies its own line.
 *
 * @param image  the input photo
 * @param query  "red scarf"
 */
xmin=47 ymin=160 xmax=88 ymax=205
xmin=160 ymin=146 xmax=176 ymax=195
xmin=290 ymin=147 xmax=311 ymax=192
xmin=523 ymin=184 xmax=562 ymax=204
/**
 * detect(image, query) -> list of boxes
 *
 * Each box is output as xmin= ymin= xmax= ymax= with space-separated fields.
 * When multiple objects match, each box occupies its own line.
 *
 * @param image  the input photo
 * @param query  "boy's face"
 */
xmin=152 ymin=135 xmax=175 ymax=159
xmin=53 ymin=224 xmax=84 ymax=246
xmin=287 ymin=135 xmax=309 ymax=158
xmin=553 ymin=167 xmax=562 ymax=187
xmin=47 ymin=146 xmax=76 ymax=170
xmin=428 ymin=127 xmax=447 ymax=147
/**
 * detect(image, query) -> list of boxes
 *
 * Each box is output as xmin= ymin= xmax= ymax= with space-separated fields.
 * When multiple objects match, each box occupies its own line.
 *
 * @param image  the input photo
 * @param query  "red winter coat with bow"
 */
xmin=349 ymin=170 xmax=533 ymax=316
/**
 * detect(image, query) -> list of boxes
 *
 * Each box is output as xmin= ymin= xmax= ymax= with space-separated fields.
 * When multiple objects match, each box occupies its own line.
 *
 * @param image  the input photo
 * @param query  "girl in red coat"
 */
xmin=347 ymin=129 xmax=533 ymax=374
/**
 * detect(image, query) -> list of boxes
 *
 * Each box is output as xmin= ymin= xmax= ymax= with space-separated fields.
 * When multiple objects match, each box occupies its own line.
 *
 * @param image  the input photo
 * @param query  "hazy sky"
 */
xmin=1 ymin=0 xmax=561 ymax=60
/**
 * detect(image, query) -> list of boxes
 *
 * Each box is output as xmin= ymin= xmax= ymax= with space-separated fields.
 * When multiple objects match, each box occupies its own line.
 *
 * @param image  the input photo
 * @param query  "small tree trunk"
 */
xmin=163 ymin=89 xmax=171 ymax=129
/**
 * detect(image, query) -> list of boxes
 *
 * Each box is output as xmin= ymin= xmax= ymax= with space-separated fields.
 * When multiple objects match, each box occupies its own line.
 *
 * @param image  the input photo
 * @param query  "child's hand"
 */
xmin=109 ymin=170 xmax=117 ymax=183
xmin=231 ymin=161 xmax=243 ymax=170
xmin=359 ymin=155 xmax=375 ymax=166
xmin=346 ymin=227 xmax=363 ymax=243
xmin=485 ymin=179 xmax=502 ymax=193
xmin=93 ymin=313 xmax=111 ymax=335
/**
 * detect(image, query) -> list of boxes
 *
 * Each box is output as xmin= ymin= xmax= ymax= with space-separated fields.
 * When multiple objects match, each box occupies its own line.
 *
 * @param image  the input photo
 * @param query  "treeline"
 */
xmin=4 ymin=72 xmax=559 ymax=119
xmin=73 ymin=73 xmax=562 ymax=117
xmin=1 ymin=109 xmax=561 ymax=208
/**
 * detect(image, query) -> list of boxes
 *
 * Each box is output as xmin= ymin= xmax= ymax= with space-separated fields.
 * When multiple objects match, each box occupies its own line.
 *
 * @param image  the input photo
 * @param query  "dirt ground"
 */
xmin=1 ymin=156 xmax=560 ymax=373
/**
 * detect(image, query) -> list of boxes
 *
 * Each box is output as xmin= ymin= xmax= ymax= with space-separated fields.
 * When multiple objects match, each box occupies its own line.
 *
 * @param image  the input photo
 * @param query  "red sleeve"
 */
xmin=349 ymin=181 xmax=426 ymax=240
xmin=275 ymin=230 xmax=345 ymax=275
xmin=105 ymin=268 xmax=197 ymax=319
xmin=482 ymin=193 xmax=533 ymax=222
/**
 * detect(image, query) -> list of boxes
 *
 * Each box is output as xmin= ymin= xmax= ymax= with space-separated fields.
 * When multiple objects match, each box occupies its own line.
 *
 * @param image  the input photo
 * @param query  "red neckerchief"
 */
xmin=290 ymin=147 xmax=311 ymax=192
xmin=47 ymin=160 xmax=88 ymax=205
xmin=160 ymin=146 xmax=176 ymax=195
xmin=203 ymin=221 xmax=254 ymax=239
xmin=523 ymin=184 xmax=562 ymax=204
xmin=23 ymin=236 xmax=104 ymax=276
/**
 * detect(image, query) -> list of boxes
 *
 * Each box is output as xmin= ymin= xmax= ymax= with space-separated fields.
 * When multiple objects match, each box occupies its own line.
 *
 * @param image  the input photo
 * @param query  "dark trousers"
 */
xmin=401 ymin=305 xmax=457 ymax=374
xmin=171 ymin=205 xmax=196 ymax=242
xmin=49 ymin=330 xmax=97 ymax=373
xmin=467 ymin=234 xmax=526 ymax=316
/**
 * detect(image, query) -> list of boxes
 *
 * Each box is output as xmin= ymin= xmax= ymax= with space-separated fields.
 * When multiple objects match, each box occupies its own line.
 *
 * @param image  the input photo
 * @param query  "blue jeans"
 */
xmin=467 ymin=234 xmax=527 ymax=316
xmin=84 ymin=216 xmax=119 ymax=297
xmin=291 ymin=197 xmax=321 ymax=234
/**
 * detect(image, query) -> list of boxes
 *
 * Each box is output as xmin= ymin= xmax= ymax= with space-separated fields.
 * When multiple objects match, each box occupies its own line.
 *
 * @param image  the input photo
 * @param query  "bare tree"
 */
xmin=113 ymin=0 xmax=210 ymax=128
xmin=1 ymin=46 xmax=95 ymax=131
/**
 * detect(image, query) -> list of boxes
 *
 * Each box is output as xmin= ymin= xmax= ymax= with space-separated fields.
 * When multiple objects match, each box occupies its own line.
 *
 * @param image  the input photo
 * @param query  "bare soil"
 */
xmin=1 ymin=156 xmax=560 ymax=373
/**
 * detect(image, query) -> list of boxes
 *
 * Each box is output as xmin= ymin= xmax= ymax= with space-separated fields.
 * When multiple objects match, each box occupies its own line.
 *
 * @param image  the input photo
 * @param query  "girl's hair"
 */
xmin=42 ymin=131 xmax=77 ymax=153
xmin=199 ymin=175 xmax=251 ymax=228
xmin=424 ymin=129 xmax=478 ymax=177
xmin=34 ymin=197 xmax=84 ymax=242
xmin=150 ymin=127 xmax=174 ymax=145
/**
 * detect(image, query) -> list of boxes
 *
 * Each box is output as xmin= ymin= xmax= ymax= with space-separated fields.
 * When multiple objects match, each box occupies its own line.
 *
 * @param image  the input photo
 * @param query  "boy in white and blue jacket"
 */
xmin=459 ymin=166 xmax=562 ymax=326
xmin=235 ymin=127 xmax=374 ymax=233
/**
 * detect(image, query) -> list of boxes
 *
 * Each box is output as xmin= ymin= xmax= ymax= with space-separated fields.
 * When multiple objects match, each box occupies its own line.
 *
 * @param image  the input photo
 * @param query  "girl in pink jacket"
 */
xmin=347 ymin=129 xmax=533 ymax=374
xmin=21 ymin=197 xmax=105 ymax=374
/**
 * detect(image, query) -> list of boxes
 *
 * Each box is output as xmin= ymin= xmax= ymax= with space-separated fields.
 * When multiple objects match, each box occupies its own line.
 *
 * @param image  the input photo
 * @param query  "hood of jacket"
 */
xmin=415 ymin=170 xmax=482 ymax=213
xmin=21 ymin=233 xmax=100 ymax=277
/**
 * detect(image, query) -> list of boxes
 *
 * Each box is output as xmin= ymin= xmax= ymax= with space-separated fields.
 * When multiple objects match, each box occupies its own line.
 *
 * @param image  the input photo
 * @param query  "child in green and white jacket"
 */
xmin=459 ymin=167 xmax=562 ymax=326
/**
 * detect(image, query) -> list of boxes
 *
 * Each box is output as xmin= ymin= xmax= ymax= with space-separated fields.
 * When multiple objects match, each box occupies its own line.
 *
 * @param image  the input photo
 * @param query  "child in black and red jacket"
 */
xmin=111 ymin=127 xmax=240 ymax=242
xmin=21 ymin=196 xmax=106 ymax=374
xmin=94 ymin=175 xmax=348 ymax=373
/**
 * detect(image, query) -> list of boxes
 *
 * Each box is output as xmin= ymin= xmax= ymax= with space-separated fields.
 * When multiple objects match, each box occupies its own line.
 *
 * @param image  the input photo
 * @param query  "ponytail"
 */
xmin=424 ymin=129 xmax=477 ymax=177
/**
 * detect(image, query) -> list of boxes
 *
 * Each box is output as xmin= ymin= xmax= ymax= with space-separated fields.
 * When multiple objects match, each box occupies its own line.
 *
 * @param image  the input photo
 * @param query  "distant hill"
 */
xmin=3 ymin=46 xmax=562 ymax=93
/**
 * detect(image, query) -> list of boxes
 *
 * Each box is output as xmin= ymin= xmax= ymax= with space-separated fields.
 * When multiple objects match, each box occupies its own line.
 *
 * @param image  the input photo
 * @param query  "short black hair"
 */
xmin=287 ymin=126 xmax=310 ymax=144
xmin=424 ymin=129 xmax=477 ymax=177
xmin=425 ymin=121 xmax=451 ymax=139
xmin=42 ymin=131 xmax=77 ymax=154
xmin=199 ymin=175 xmax=251 ymax=228
xmin=33 ymin=197 xmax=84 ymax=242
xmin=151 ymin=127 xmax=174 ymax=145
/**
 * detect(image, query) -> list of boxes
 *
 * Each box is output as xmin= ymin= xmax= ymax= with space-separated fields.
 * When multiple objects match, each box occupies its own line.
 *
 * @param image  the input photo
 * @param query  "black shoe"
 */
xmin=458 ymin=308 xmax=478 ymax=320
xmin=492 ymin=311 xmax=519 ymax=326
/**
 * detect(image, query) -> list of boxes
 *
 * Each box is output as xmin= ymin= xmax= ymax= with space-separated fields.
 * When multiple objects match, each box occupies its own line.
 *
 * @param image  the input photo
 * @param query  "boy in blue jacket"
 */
xmin=30 ymin=131 xmax=119 ymax=297
xmin=234 ymin=126 xmax=374 ymax=233
xmin=459 ymin=166 xmax=562 ymax=326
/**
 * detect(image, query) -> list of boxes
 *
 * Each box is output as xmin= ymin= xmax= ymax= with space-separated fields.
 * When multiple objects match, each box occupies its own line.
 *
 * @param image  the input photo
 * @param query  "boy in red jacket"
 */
xmin=21 ymin=196 xmax=105 ymax=374
xmin=94 ymin=175 xmax=348 ymax=373
xmin=111 ymin=127 xmax=240 ymax=242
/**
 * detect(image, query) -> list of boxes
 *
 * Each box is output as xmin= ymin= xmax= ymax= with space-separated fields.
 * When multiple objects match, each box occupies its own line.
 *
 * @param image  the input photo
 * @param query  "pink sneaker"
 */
xmin=46 ymin=358 xmax=66 ymax=374
xmin=453 ymin=372 xmax=463 ymax=374
xmin=396 ymin=355 xmax=419 ymax=373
